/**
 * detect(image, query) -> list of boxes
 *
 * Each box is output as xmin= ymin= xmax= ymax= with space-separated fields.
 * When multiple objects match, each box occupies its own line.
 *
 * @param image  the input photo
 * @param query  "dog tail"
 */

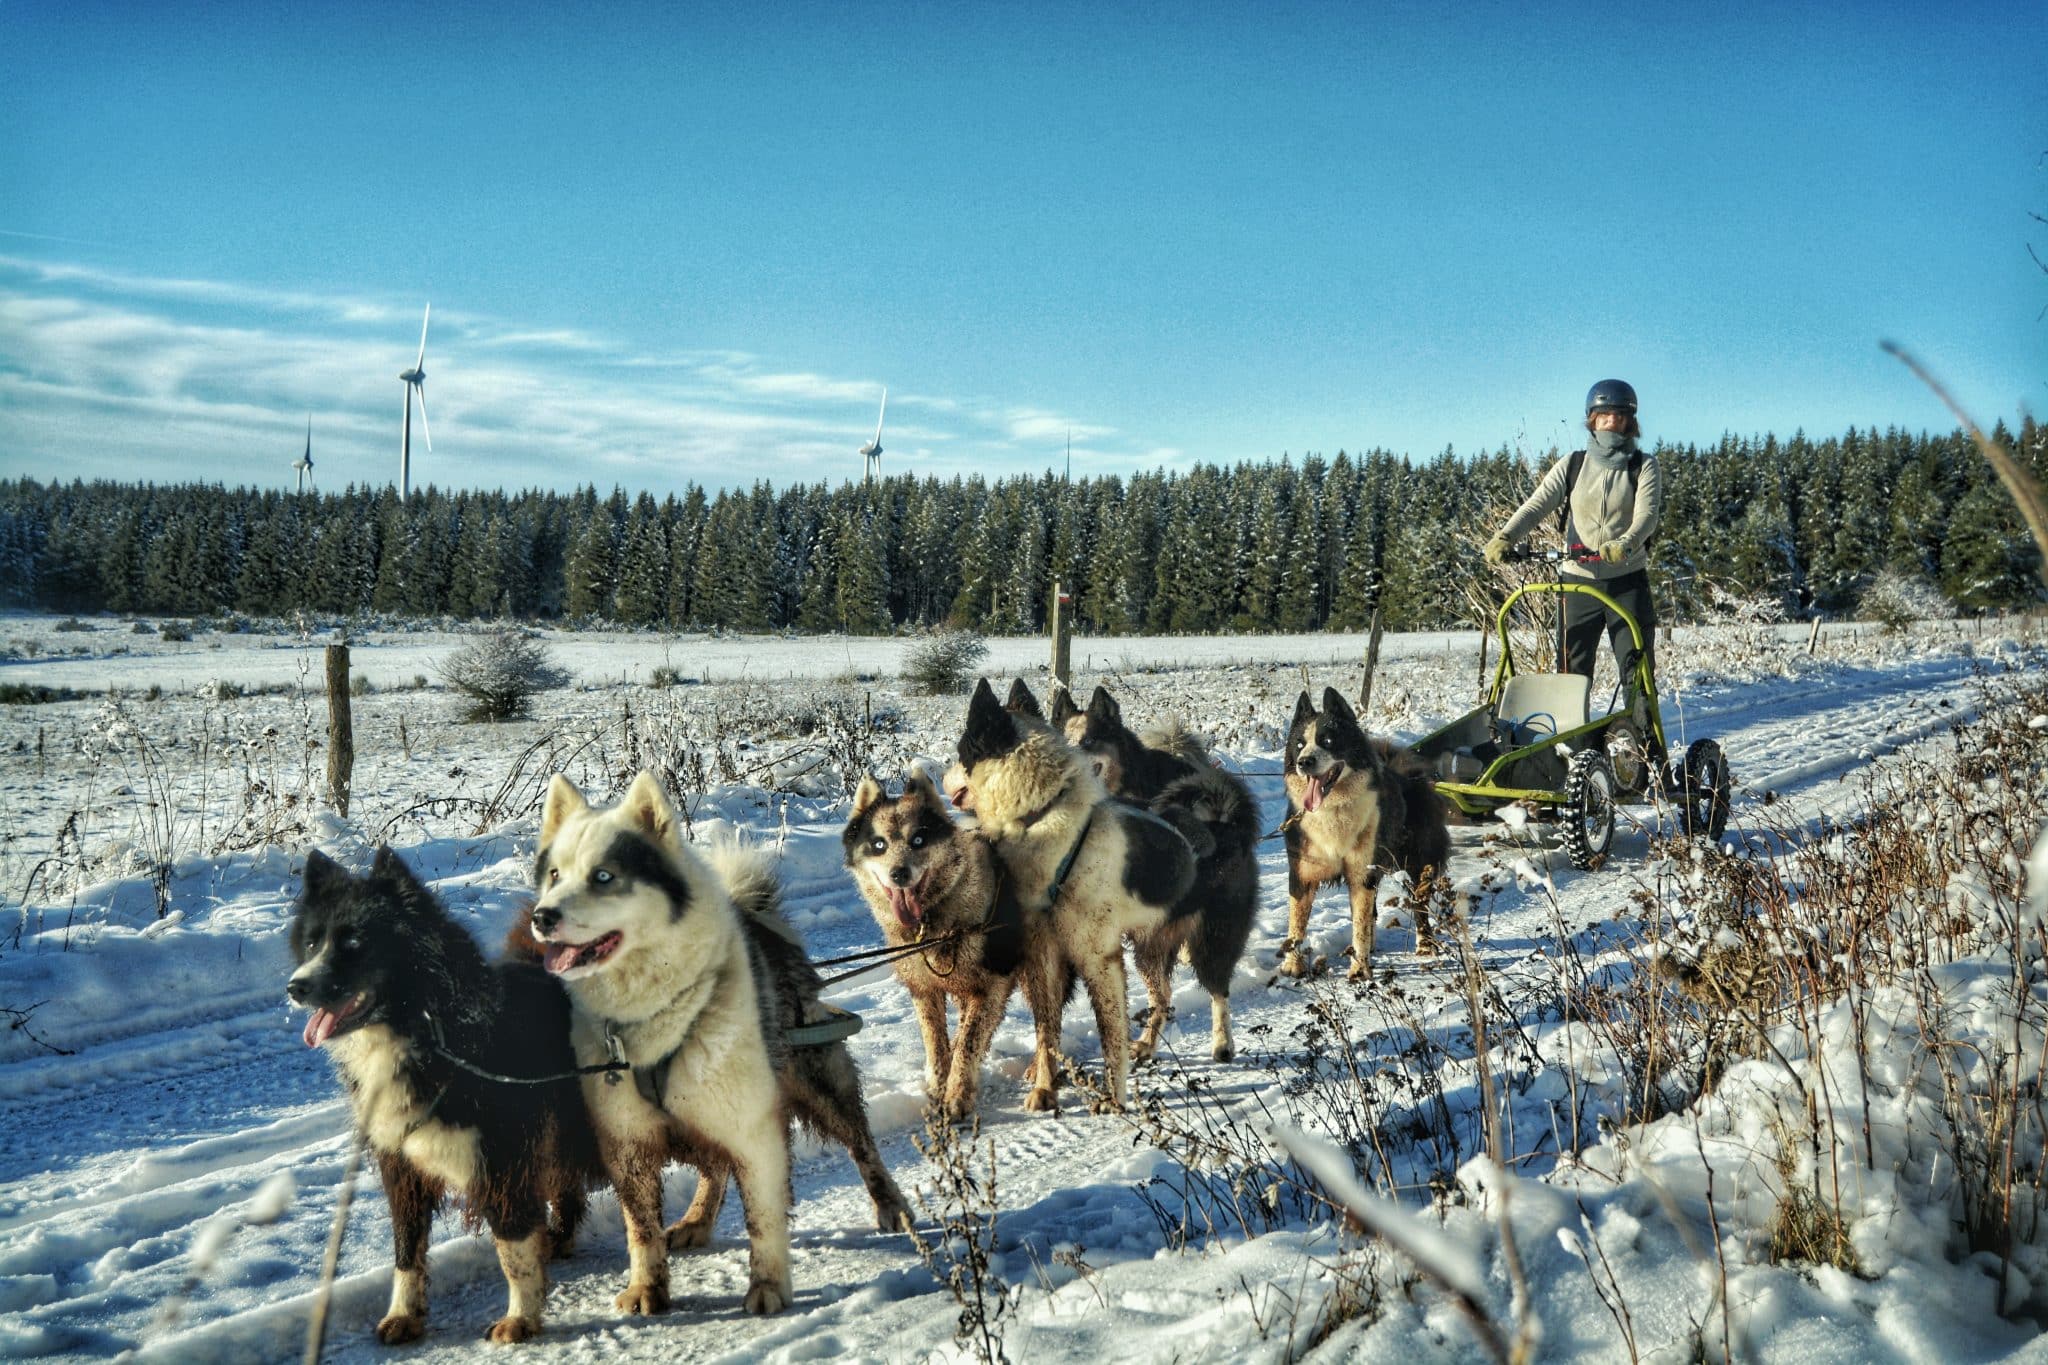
xmin=1386 ymin=743 xmax=1451 ymax=886
xmin=703 ymin=837 xmax=802 ymax=946
xmin=1140 ymin=717 xmax=1212 ymax=768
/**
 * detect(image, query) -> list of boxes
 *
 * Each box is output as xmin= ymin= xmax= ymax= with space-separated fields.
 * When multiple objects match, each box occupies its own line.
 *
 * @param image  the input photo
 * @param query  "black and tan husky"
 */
xmin=1050 ymin=684 xmax=1259 ymax=1061
xmin=1281 ymin=687 xmax=1451 ymax=978
xmin=843 ymin=769 xmax=1056 ymax=1119
xmin=288 ymin=847 xmax=599 ymax=1344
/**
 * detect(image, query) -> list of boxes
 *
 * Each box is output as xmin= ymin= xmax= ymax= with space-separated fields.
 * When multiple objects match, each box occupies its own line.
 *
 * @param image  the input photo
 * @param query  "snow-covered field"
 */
xmin=2 ymin=611 xmax=2045 ymax=1363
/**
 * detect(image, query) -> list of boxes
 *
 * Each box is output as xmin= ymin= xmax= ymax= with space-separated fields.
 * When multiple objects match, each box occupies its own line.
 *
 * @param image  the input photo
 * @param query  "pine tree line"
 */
xmin=3 ymin=420 xmax=2041 ymax=634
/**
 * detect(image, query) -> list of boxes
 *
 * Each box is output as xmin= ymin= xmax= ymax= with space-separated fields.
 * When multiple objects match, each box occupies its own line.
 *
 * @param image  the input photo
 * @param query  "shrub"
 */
xmin=160 ymin=621 xmax=193 ymax=642
xmin=902 ymin=630 xmax=989 ymax=696
xmin=650 ymin=665 xmax=688 ymax=689
xmin=131 ymin=620 xmax=153 ymax=635
xmin=436 ymin=631 xmax=570 ymax=721
xmin=53 ymin=617 xmax=90 ymax=633
xmin=1858 ymin=568 xmax=1951 ymax=633
xmin=350 ymin=673 xmax=375 ymax=697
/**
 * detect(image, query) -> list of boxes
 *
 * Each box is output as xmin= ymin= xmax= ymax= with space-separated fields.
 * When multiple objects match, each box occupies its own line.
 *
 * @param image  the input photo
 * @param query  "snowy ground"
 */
xmin=2 ymin=612 xmax=2045 ymax=1363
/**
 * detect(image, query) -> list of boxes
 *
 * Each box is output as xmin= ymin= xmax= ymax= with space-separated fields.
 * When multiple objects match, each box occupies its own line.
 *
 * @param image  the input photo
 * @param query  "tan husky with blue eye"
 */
xmin=528 ymin=771 xmax=908 ymax=1318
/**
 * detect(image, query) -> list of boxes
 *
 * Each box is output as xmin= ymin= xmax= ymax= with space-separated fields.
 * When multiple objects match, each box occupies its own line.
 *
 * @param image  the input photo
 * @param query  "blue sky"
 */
xmin=1 ymin=1 xmax=2040 ymax=497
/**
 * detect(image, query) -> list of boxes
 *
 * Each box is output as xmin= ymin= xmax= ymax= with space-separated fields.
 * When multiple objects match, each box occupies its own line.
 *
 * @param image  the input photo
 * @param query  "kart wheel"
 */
xmin=1563 ymin=749 xmax=1617 ymax=871
xmin=1676 ymin=738 xmax=1731 ymax=841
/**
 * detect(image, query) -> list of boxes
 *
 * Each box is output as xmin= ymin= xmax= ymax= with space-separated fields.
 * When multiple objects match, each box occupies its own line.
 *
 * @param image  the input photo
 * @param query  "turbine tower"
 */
xmin=398 ymin=304 xmax=432 ymax=500
xmin=293 ymin=416 xmax=315 ymax=494
xmin=859 ymin=387 xmax=887 ymax=483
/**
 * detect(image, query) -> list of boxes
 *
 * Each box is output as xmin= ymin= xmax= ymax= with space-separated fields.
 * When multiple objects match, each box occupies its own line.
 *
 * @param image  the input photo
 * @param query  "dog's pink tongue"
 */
xmin=303 ymin=1008 xmax=339 ymax=1049
xmin=1303 ymin=777 xmax=1326 ymax=813
xmin=887 ymin=885 xmax=923 ymax=930
xmin=543 ymin=941 xmax=584 ymax=975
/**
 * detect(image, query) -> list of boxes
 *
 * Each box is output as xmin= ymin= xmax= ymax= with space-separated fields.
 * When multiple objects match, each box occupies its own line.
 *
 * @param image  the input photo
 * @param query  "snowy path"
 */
xmin=0 ymin=642 xmax=2036 ymax=1362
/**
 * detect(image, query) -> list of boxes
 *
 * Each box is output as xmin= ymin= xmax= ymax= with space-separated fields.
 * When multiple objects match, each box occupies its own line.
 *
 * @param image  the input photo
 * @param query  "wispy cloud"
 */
xmin=0 ymin=258 xmax=1143 ymax=493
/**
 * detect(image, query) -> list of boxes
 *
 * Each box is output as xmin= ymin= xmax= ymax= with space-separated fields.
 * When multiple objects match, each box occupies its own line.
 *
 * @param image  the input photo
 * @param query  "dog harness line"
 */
xmin=1042 ymin=807 xmax=1096 ymax=908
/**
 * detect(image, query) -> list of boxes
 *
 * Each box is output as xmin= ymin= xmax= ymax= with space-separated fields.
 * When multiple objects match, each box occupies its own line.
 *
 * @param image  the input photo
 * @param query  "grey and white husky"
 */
xmin=528 ymin=771 xmax=909 ymax=1317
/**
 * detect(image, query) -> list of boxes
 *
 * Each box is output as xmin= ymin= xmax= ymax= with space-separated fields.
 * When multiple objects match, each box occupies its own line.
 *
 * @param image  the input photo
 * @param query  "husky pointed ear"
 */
xmin=903 ymin=768 xmax=940 ymax=803
xmin=541 ymin=774 xmax=589 ymax=847
xmin=852 ymin=775 xmax=886 ymax=816
xmin=370 ymin=844 xmax=426 ymax=895
xmin=1292 ymin=690 xmax=1316 ymax=728
xmin=1086 ymin=685 xmax=1120 ymax=725
xmin=1048 ymin=687 xmax=1079 ymax=728
xmin=1005 ymin=678 xmax=1043 ymax=719
xmin=301 ymin=849 xmax=347 ymax=900
xmin=619 ymin=770 xmax=678 ymax=848
xmin=1321 ymin=687 xmax=1358 ymax=726
xmin=960 ymin=678 xmax=1012 ymax=768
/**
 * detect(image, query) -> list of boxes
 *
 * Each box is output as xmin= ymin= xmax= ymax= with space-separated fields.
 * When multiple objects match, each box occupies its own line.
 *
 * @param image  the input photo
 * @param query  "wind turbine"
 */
xmin=398 ymin=303 xmax=432 ymax=500
xmin=859 ymin=387 xmax=887 ymax=483
xmin=293 ymin=416 xmax=315 ymax=494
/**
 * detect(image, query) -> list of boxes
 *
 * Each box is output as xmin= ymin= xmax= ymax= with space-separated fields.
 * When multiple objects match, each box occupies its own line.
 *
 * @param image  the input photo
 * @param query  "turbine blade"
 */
xmin=416 ymin=303 xmax=431 ymax=369
xmin=414 ymin=383 xmax=432 ymax=451
xmin=873 ymin=386 xmax=888 ymax=444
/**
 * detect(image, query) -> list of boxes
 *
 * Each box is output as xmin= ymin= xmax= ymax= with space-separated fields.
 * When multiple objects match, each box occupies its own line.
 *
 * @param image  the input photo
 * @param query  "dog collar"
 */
xmin=1016 ymin=781 xmax=1072 ymax=831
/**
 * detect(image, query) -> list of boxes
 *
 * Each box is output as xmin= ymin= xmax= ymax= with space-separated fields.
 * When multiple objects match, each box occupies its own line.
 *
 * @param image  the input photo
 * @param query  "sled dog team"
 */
xmin=286 ymin=678 xmax=1448 ymax=1343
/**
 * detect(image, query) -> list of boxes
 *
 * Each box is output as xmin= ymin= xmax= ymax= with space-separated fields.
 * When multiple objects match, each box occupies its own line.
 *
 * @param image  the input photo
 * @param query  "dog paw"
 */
xmin=1088 ymin=1093 xmax=1126 ymax=1115
xmin=484 ymin=1315 xmax=540 ymax=1344
xmin=1023 ymin=1086 xmax=1058 ymax=1113
xmin=1212 ymin=1040 xmax=1235 ymax=1063
xmin=614 ymin=1281 xmax=670 ymax=1315
xmin=1346 ymin=958 xmax=1372 ymax=982
xmin=1279 ymin=950 xmax=1310 ymax=978
xmin=665 ymin=1217 xmax=714 ymax=1251
xmin=744 ymin=1279 xmax=792 ymax=1315
xmin=376 ymin=1313 xmax=426 ymax=1345
xmin=1130 ymin=1037 xmax=1158 ymax=1063
xmin=876 ymin=1200 xmax=915 ymax=1233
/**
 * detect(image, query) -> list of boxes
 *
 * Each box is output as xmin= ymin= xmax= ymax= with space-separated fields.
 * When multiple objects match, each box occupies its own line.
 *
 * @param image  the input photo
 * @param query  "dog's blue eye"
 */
xmin=340 ymin=933 xmax=360 ymax=951
xmin=910 ymin=834 xmax=925 ymax=849
xmin=869 ymin=839 xmax=886 ymax=855
xmin=593 ymin=869 xmax=613 ymax=885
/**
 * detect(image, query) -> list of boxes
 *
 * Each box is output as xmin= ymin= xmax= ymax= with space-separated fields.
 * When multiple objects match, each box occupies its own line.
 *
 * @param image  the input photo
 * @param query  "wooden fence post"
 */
xmin=1358 ymin=603 xmax=1385 ymax=713
xmin=325 ymin=643 xmax=354 ymax=818
xmin=1806 ymin=616 xmax=1823 ymax=656
xmin=1050 ymin=580 xmax=1072 ymax=691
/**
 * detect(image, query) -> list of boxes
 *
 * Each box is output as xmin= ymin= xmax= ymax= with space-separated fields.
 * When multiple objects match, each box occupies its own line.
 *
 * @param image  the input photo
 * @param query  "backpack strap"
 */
xmin=1555 ymin=447 xmax=1645 ymax=548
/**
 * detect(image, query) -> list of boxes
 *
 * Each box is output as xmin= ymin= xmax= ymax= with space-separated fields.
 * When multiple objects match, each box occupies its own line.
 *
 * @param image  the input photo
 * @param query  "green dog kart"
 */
xmin=1412 ymin=545 xmax=1731 ymax=869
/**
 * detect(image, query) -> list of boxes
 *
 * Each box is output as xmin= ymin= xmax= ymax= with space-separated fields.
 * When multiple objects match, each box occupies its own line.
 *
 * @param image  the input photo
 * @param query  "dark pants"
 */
xmin=1564 ymin=570 xmax=1656 ymax=695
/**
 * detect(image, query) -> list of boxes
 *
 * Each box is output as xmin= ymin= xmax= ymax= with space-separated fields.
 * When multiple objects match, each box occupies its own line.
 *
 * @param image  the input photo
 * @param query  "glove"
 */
xmin=1483 ymin=536 xmax=1509 ymax=566
xmin=1598 ymin=540 xmax=1627 ymax=564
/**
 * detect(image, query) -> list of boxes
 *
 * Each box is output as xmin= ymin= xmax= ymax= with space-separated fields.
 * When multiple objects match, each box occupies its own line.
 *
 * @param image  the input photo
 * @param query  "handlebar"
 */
xmin=1504 ymin=542 xmax=1604 ymax=566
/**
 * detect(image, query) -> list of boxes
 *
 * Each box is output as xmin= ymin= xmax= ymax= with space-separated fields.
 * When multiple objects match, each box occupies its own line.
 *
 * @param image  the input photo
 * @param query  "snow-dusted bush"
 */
xmin=1858 ymin=567 xmax=1951 ymax=633
xmin=902 ymin=629 xmax=989 ymax=696
xmin=436 ymin=631 xmax=570 ymax=721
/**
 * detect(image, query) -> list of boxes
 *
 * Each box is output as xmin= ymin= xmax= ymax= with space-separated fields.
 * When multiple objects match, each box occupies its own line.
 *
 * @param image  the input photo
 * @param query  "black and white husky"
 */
xmin=943 ymin=679 xmax=1197 ymax=1111
xmin=288 ymin=847 xmax=600 ymax=1345
xmin=1282 ymin=687 xmax=1451 ymax=979
xmin=1050 ymin=684 xmax=1259 ymax=1062
xmin=528 ymin=771 xmax=909 ymax=1318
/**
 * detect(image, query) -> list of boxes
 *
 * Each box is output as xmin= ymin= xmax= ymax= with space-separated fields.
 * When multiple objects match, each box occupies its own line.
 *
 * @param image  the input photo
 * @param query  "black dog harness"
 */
xmin=604 ymin=1009 xmax=865 ymax=1108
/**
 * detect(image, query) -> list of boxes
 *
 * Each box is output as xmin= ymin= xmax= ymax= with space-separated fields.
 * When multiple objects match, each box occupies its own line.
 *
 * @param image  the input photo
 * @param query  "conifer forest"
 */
xmin=5 ymin=421 xmax=2042 ymax=634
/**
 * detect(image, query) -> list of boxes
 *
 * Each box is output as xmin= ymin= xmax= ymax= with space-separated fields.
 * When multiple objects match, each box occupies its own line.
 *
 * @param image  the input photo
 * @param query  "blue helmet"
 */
xmin=1586 ymin=379 xmax=1638 ymax=414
